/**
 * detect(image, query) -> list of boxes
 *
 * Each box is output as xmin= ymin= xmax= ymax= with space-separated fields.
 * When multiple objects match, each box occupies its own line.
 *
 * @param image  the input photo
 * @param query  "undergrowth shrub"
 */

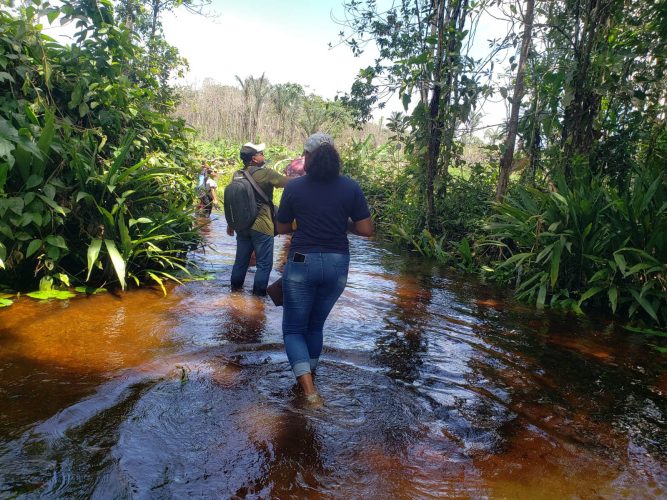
xmin=0 ymin=1 xmax=200 ymax=293
xmin=485 ymin=148 xmax=667 ymax=327
xmin=339 ymin=136 xmax=496 ymax=270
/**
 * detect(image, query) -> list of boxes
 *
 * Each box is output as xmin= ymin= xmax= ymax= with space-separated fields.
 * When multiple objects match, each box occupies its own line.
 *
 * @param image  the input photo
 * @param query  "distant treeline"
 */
xmin=173 ymin=76 xmax=390 ymax=150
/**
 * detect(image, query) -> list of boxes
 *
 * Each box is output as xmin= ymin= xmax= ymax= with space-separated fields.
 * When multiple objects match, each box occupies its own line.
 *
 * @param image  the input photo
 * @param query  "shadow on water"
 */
xmin=1 ymin=213 xmax=666 ymax=497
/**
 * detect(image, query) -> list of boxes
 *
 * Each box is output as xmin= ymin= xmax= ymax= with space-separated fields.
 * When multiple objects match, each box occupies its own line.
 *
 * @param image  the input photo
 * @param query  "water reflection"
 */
xmin=373 ymin=262 xmax=433 ymax=382
xmin=217 ymin=293 xmax=267 ymax=344
xmin=237 ymin=405 xmax=324 ymax=497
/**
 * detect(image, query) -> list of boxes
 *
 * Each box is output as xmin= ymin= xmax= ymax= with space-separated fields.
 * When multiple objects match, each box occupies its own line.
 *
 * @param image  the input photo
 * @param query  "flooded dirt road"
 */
xmin=1 ymin=214 xmax=666 ymax=497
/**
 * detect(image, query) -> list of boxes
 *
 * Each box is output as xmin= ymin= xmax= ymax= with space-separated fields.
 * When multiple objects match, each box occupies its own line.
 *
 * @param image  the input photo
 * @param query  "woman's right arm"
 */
xmin=275 ymin=221 xmax=293 ymax=234
xmin=275 ymin=185 xmax=294 ymax=234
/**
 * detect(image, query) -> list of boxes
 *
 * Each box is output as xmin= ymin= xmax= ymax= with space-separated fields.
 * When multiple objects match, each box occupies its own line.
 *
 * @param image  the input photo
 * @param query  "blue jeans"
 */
xmin=282 ymin=252 xmax=349 ymax=377
xmin=230 ymin=230 xmax=274 ymax=295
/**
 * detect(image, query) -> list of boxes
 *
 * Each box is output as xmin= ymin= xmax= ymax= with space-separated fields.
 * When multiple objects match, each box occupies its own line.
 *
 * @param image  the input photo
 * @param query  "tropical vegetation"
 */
xmin=0 ymin=0 xmax=200 ymax=300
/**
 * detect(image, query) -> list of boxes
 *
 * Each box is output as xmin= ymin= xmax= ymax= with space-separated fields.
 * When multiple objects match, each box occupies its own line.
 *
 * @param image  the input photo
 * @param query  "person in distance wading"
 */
xmin=201 ymin=168 xmax=218 ymax=217
xmin=226 ymin=142 xmax=290 ymax=296
xmin=275 ymin=133 xmax=374 ymax=403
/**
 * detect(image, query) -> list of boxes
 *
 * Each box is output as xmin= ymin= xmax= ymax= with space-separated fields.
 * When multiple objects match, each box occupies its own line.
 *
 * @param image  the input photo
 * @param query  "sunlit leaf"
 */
xmin=147 ymin=271 xmax=166 ymax=296
xmin=26 ymin=238 xmax=42 ymax=258
xmin=26 ymin=289 xmax=76 ymax=300
xmin=86 ymin=238 xmax=102 ymax=282
xmin=74 ymin=286 xmax=107 ymax=295
xmin=46 ymin=8 xmax=59 ymax=24
xmin=105 ymin=239 xmax=126 ymax=290
xmin=39 ymin=275 xmax=53 ymax=291
xmin=129 ymin=217 xmax=152 ymax=226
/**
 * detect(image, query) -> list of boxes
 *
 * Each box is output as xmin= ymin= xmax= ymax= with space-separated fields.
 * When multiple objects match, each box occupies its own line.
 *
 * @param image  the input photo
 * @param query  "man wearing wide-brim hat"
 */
xmin=227 ymin=142 xmax=290 ymax=296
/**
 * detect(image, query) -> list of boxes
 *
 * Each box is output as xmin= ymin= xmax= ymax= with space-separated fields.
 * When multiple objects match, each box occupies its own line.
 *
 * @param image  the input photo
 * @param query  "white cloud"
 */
xmin=162 ymin=9 xmax=374 ymax=100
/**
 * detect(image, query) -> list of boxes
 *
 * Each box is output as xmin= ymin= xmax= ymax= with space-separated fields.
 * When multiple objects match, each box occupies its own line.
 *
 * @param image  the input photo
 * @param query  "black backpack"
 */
xmin=223 ymin=166 xmax=272 ymax=231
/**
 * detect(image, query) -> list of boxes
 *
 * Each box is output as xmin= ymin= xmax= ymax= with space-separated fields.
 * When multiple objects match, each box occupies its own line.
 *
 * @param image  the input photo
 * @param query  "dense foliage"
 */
xmin=337 ymin=0 xmax=666 ymax=329
xmin=486 ymin=149 xmax=666 ymax=325
xmin=0 ymin=0 xmax=199 ymax=296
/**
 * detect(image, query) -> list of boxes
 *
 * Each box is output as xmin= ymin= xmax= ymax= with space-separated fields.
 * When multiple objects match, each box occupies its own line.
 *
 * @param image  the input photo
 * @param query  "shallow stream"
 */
xmin=1 ymin=214 xmax=666 ymax=497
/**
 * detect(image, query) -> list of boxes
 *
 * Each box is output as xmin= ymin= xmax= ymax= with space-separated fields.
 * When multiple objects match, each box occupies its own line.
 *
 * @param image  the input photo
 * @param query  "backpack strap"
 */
xmin=241 ymin=167 xmax=276 ymax=218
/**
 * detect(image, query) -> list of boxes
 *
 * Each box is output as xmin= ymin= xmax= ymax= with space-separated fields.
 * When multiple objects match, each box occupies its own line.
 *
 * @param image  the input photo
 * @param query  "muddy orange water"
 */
xmin=1 ymin=215 xmax=666 ymax=497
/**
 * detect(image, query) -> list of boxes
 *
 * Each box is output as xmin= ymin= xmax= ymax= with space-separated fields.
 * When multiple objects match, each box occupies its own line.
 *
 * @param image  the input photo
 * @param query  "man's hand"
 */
xmin=226 ymin=226 xmax=235 ymax=236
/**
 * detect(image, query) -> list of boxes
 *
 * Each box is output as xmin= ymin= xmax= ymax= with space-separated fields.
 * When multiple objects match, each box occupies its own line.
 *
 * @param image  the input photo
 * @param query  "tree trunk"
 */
xmin=424 ymin=0 xmax=446 ymax=230
xmin=150 ymin=0 xmax=160 ymax=41
xmin=496 ymin=0 xmax=535 ymax=202
xmin=527 ymin=93 xmax=541 ymax=186
xmin=560 ymin=0 xmax=615 ymax=181
xmin=437 ymin=0 xmax=469 ymax=201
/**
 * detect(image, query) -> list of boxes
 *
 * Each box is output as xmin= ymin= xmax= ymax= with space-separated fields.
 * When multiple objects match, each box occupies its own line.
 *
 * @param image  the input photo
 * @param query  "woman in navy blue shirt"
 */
xmin=276 ymin=133 xmax=373 ymax=403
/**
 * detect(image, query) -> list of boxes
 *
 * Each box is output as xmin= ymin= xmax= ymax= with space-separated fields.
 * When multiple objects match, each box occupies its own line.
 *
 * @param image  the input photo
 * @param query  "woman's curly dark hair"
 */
xmin=305 ymin=143 xmax=341 ymax=181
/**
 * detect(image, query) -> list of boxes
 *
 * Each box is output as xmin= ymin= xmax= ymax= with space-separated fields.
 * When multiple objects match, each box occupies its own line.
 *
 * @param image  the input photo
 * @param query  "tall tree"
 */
xmin=557 ymin=0 xmax=620 ymax=180
xmin=338 ymin=0 xmax=483 ymax=229
xmin=235 ymin=74 xmax=271 ymax=140
xmin=271 ymin=83 xmax=305 ymax=144
xmin=116 ymin=0 xmax=211 ymax=42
